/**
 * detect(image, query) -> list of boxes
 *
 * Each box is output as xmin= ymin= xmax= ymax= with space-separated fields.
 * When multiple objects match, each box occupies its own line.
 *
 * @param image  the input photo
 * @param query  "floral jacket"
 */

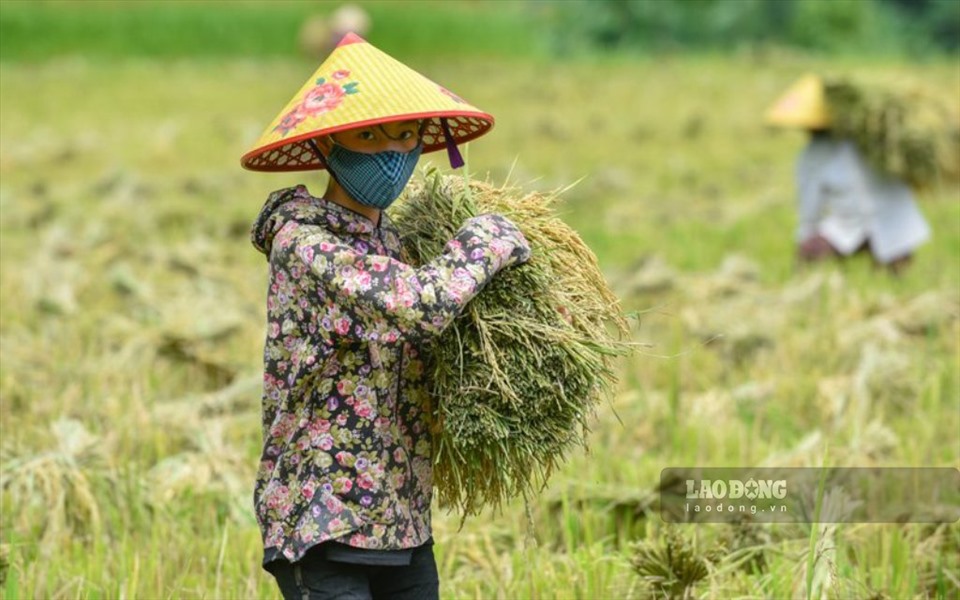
xmin=250 ymin=185 xmax=529 ymax=566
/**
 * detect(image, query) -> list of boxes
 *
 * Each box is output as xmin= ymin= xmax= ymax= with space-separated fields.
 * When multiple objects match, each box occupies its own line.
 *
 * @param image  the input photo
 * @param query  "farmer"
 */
xmin=241 ymin=33 xmax=530 ymax=599
xmin=765 ymin=74 xmax=931 ymax=274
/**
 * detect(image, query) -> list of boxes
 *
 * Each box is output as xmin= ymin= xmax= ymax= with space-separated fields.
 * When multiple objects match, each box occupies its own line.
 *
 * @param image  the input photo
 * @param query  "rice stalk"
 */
xmin=825 ymin=78 xmax=960 ymax=188
xmin=0 ymin=419 xmax=106 ymax=549
xmin=391 ymin=168 xmax=629 ymax=515
xmin=631 ymin=528 xmax=723 ymax=599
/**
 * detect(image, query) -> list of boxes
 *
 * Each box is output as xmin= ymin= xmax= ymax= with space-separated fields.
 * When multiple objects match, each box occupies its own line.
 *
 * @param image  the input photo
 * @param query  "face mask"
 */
xmin=324 ymin=141 xmax=423 ymax=210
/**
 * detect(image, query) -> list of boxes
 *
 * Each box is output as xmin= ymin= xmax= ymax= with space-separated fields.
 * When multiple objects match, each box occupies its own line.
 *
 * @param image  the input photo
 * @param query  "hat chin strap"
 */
xmin=307 ymin=138 xmax=327 ymax=167
xmin=441 ymin=119 xmax=465 ymax=169
xmin=307 ymin=138 xmax=345 ymax=188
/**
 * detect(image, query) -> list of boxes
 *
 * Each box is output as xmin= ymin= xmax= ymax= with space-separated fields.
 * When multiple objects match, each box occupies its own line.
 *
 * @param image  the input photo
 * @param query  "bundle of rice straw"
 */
xmin=825 ymin=77 xmax=960 ymax=188
xmin=390 ymin=168 xmax=629 ymax=515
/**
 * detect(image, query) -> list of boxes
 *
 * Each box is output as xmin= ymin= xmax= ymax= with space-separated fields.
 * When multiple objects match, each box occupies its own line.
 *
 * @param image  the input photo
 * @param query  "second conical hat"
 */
xmin=765 ymin=74 xmax=831 ymax=130
xmin=242 ymin=33 xmax=493 ymax=172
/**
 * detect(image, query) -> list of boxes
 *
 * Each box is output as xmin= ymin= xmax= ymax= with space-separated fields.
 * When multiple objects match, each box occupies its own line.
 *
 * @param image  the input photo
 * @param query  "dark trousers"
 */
xmin=267 ymin=543 xmax=440 ymax=600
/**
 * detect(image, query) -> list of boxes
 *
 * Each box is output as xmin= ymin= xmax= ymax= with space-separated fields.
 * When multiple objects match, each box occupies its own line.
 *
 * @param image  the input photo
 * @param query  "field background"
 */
xmin=1 ymin=1 xmax=958 ymax=599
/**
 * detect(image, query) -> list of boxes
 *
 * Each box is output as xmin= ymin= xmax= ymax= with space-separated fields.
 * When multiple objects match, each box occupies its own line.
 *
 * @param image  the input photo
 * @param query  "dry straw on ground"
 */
xmin=390 ymin=169 xmax=629 ymax=515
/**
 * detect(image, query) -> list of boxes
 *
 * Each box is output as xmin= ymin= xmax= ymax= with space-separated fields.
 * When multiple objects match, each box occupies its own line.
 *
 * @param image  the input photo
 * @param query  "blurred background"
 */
xmin=1 ymin=1 xmax=958 ymax=598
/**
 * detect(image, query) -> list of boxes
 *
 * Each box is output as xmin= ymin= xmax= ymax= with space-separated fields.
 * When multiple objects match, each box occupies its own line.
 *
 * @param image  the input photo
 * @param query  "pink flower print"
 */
xmin=274 ymin=105 xmax=308 ymax=136
xmin=317 ymin=434 xmax=334 ymax=451
xmin=354 ymin=401 xmax=373 ymax=419
xmin=447 ymin=268 xmax=475 ymax=301
xmin=335 ymin=451 xmax=355 ymax=466
xmin=325 ymin=496 xmax=343 ymax=514
xmin=299 ymin=245 xmax=315 ymax=264
xmin=369 ymin=256 xmax=390 ymax=272
xmin=400 ymin=291 xmax=417 ymax=308
xmin=357 ymin=472 xmax=376 ymax=490
xmin=334 ymin=317 xmax=352 ymax=335
xmin=265 ymin=523 xmax=283 ymax=546
xmin=302 ymin=83 xmax=345 ymax=116
xmin=340 ymin=267 xmax=359 ymax=295
xmin=332 ymin=69 xmax=350 ymax=80
xmin=334 ymin=477 xmax=353 ymax=493
xmin=439 ymin=85 xmax=466 ymax=104
xmin=355 ymin=270 xmax=372 ymax=290
xmin=383 ymin=292 xmax=398 ymax=312
xmin=264 ymin=373 xmax=283 ymax=394
xmin=319 ymin=241 xmax=336 ymax=252
xmin=269 ymin=414 xmax=297 ymax=439
xmin=337 ymin=379 xmax=356 ymax=396
xmin=489 ymin=238 xmax=512 ymax=258
xmin=300 ymin=527 xmax=316 ymax=544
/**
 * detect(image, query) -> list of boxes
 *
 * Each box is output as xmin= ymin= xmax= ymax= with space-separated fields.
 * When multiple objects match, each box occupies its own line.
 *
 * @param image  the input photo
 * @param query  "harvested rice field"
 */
xmin=1 ymin=51 xmax=958 ymax=599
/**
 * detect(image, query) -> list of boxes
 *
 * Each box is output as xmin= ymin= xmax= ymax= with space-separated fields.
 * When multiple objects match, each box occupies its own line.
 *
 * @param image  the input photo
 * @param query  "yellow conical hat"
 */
xmin=764 ymin=74 xmax=831 ymax=130
xmin=242 ymin=33 xmax=493 ymax=172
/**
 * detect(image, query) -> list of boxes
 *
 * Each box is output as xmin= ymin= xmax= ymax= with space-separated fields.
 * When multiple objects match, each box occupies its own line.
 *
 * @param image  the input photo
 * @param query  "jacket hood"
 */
xmin=251 ymin=185 xmax=384 ymax=257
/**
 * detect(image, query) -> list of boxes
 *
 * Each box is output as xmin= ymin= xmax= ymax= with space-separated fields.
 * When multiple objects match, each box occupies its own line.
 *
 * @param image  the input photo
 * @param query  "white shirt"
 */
xmin=796 ymin=137 xmax=931 ymax=264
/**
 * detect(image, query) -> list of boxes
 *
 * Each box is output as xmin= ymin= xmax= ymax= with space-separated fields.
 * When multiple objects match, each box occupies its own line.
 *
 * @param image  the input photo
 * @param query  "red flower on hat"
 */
xmin=273 ymin=74 xmax=360 ymax=137
xmin=303 ymin=83 xmax=345 ymax=115
xmin=274 ymin=105 xmax=309 ymax=136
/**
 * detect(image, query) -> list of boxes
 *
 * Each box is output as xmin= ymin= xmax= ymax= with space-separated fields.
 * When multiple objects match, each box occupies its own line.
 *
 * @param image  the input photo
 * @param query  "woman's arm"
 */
xmin=280 ymin=214 xmax=530 ymax=343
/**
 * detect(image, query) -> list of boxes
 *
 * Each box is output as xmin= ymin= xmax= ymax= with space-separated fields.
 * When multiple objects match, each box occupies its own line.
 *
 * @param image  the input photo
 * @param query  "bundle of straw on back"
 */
xmin=825 ymin=78 xmax=960 ymax=188
xmin=390 ymin=169 xmax=629 ymax=515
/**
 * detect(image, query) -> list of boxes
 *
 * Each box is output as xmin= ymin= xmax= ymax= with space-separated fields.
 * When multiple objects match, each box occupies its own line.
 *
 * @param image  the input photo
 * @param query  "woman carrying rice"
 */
xmin=241 ymin=33 xmax=530 ymax=599
xmin=765 ymin=74 xmax=931 ymax=273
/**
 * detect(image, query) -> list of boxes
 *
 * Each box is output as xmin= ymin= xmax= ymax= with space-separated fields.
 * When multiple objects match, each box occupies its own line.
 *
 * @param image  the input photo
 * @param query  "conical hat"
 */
xmin=242 ymin=33 xmax=493 ymax=172
xmin=764 ymin=74 xmax=831 ymax=130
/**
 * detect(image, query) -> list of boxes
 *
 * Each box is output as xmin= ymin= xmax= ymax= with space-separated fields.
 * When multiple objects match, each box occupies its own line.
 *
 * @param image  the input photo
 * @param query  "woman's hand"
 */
xmin=465 ymin=214 xmax=531 ymax=268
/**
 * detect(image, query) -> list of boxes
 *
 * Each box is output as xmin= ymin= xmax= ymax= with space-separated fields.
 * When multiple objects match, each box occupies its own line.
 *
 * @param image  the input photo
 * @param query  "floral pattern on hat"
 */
xmin=275 ymin=72 xmax=360 ymax=137
xmin=437 ymin=85 xmax=465 ymax=104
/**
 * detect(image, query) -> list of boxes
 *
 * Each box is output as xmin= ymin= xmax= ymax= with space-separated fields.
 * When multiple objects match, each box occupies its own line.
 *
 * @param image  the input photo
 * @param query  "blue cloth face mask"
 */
xmin=323 ymin=141 xmax=423 ymax=210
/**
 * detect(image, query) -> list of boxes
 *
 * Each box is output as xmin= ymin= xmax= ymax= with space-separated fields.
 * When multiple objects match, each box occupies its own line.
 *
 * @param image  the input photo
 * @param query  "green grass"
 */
xmin=1 ymin=51 xmax=958 ymax=598
xmin=0 ymin=0 xmax=538 ymax=62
